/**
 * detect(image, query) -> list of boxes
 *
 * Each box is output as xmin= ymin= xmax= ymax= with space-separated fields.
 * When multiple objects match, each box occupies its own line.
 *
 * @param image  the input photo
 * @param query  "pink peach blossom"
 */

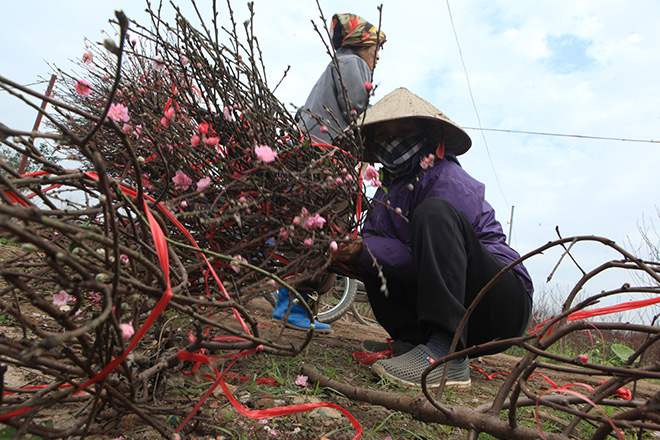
xmin=230 ymin=255 xmax=246 ymax=273
xmin=205 ymin=137 xmax=219 ymax=146
xmin=304 ymin=238 xmax=313 ymax=246
xmin=82 ymin=51 xmax=93 ymax=64
xmin=420 ymin=153 xmax=435 ymax=170
xmin=160 ymin=117 xmax=170 ymax=127
xmin=197 ymin=122 xmax=209 ymax=135
xmin=164 ymin=107 xmax=175 ymax=119
xmin=152 ymin=55 xmax=165 ymax=71
xmin=363 ymin=165 xmax=379 ymax=181
xmin=196 ymin=176 xmax=211 ymax=191
xmin=254 ymin=145 xmax=277 ymax=163
xmin=223 ymin=106 xmax=233 ymax=121
xmin=190 ymin=134 xmax=201 ymax=147
xmin=295 ymin=375 xmax=308 ymax=387
xmin=279 ymin=228 xmax=290 ymax=240
xmin=53 ymin=291 xmax=72 ymax=307
xmin=329 ymin=241 xmax=338 ymax=251
xmin=364 ymin=81 xmax=374 ymax=91
xmin=107 ymin=103 xmax=130 ymax=123
xmin=303 ymin=213 xmax=326 ymax=230
xmin=119 ymin=323 xmax=134 ymax=341
xmin=172 ymin=170 xmax=192 ymax=191
xmin=74 ymin=79 xmax=92 ymax=97
xmin=320 ymin=126 xmax=328 ymax=134
xmin=180 ymin=55 xmax=189 ymax=66
xmin=122 ymin=123 xmax=132 ymax=134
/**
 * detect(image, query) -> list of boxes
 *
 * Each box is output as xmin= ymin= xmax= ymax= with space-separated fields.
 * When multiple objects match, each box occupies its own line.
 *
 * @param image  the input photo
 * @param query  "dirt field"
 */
xmin=1 ymin=242 xmax=656 ymax=439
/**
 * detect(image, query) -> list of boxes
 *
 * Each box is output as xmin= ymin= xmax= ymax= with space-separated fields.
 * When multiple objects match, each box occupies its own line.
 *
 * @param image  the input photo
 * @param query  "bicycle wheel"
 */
xmin=316 ymin=276 xmax=358 ymax=323
xmin=266 ymin=276 xmax=358 ymax=323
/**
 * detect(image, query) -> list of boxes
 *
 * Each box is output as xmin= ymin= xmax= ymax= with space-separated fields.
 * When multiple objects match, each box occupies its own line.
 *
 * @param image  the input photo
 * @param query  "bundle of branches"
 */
xmin=52 ymin=1 xmax=365 ymax=295
xmin=0 ymin=2 xmax=367 ymax=437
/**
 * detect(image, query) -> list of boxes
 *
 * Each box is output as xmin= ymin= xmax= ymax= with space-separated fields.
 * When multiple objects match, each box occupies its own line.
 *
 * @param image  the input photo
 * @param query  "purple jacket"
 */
xmin=358 ymin=153 xmax=534 ymax=298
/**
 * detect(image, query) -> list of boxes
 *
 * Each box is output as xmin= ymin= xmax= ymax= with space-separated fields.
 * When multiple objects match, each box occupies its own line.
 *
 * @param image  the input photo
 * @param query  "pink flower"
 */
xmin=295 ymin=375 xmax=308 ymax=387
xmin=181 ymin=200 xmax=188 ymax=208
xmin=279 ymin=228 xmax=290 ymax=240
xmin=420 ymin=153 xmax=435 ymax=170
xmin=254 ymin=145 xmax=277 ymax=163
xmin=335 ymin=177 xmax=343 ymax=184
xmin=304 ymin=238 xmax=313 ymax=246
xmin=371 ymin=179 xmax=382 ymax=188
xmin=120 ymin=254 xmax=129 ymax=264
xmin=172 ymin=170 xmax=192 ymax=191
xmin=329 ymin=241 xmax=338 ymax=251
xmin=230 ymin=255 xmax=246 ymax=273
xmin=160 ymin=117 xmax=170 ymax=127
xmin=223 ymin=106 xmax=233 ymax=121
xmin=190 ymin=134 xmax=201 ymax=147
xmin=180 ymin=55 xmax=189 ymax=66
xmin=122 ymin=123 xmax=132 ymax=134
xmin=205 ymin=137 xmax=219 ymax=146
xmin=74 ymin=79 xmax=92 ymax=97
xmin=364 ymin=81 xmax=374 ymax=91
xmin=363 ymin=165 xmax=379 ymax=181
xmin=152 ymin=55 xmax=165 ymax=71
xmin=303 ymin=213 xmax=326 ymax=230
xmin=119 ymin=323 xmax=134 ymax=341
xmin=268 ymin=279 xmax=276 ymax=286
xmin=320 ymin=125 xmax=328 ymax=134
xmin=164 ymin=107 xmax=175 ymax=120
xmin=107 ymin=103 xmax=130 ymax=123
xmin=197 ymin=122 xmax=209 ymax=135
xmin=82 ymin=51 xmax=93 ymax=64
xmin=53 ymin=290 xmax=72 ymax=307
xmin=345 ymin=174 xmax=354 ymax=182
xmin=395 ymin=207 xmax=402 ymax=215
xmin=196 ymin=176 xmax=211 ymax=191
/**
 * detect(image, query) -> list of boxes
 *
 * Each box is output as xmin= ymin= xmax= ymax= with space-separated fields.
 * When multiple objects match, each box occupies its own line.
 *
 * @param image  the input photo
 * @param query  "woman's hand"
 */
xmin=335 ymin=236 xmax=363 ymax=262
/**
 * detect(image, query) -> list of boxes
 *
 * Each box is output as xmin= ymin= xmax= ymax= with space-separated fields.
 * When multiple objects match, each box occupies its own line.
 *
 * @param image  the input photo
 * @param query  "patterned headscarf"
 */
xmin=331 ymin=13 xmax=386 ymax=49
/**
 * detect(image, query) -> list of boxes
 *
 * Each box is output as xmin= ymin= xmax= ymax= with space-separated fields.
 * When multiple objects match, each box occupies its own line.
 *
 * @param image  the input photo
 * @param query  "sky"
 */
xmin=2 ymin=0 xmax=659 ymax=322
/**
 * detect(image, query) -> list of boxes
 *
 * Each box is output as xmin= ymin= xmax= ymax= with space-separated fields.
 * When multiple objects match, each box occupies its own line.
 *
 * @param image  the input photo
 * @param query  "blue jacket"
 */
xmin=297 ymin=47 xmax=372 ymax=143
xmin=358 ymin=153 xmax=534 ymax=298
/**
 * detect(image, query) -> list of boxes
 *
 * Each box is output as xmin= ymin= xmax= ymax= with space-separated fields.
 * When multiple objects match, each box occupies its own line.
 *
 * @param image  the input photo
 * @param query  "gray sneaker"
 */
xmin=361 ymin=339 xmax=415 ymax=357
xmin=372 ymin=344 xmax=471 ymax=389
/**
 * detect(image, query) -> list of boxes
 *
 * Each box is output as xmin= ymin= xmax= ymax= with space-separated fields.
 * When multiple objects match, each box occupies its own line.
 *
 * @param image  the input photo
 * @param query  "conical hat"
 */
xmin=362 ymin=87 xmax=471 ymax=155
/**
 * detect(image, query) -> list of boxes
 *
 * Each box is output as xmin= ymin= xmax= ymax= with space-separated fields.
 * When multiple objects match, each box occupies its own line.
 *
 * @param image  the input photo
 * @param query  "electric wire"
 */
xmin=463 ymin=127 xmax=660 ymax=144
xmin=444 ymin=0 xmax=509 ymax=208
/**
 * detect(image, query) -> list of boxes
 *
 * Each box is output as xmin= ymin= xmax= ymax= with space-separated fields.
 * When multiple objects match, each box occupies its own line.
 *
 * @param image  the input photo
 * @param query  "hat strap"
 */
xmin=435 ymin=131 xmax=445 ymax=160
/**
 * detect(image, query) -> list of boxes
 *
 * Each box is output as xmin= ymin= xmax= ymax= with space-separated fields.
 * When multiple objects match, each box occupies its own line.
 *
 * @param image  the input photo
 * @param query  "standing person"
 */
xmin=296 ymin=13 xmax=386 ymax=144
xmin=272 ymin=13 xmax=386 ymax=333
xmin=338 ymin=88 xmax=533 ymax=388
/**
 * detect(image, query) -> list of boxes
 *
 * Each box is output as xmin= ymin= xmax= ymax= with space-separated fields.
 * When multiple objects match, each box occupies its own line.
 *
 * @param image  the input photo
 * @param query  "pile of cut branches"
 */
xmin=0 ymin=2 xmax=366 ymax=437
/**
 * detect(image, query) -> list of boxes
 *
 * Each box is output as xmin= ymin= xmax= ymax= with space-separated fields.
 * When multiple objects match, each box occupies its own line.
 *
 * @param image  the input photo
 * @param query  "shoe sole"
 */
xmin=372 ymin=362 xmax=471 ymax=389
xmin=272 ymin=319 xmax=332 ymax=334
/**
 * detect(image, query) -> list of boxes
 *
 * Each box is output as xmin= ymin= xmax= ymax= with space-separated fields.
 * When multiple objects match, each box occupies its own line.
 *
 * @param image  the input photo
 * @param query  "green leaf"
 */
xmin=611 ymin=343 xmax=635 ymax=362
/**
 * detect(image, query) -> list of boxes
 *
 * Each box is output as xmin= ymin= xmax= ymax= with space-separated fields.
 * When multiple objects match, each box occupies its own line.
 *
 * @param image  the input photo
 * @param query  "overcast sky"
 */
xmin=2 ymin=1 xmax=659 ymax=321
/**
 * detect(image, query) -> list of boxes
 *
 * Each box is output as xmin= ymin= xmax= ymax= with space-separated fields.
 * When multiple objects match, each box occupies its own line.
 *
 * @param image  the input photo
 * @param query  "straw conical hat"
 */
xmin=362 ymin=87 xmax=472 ymax=155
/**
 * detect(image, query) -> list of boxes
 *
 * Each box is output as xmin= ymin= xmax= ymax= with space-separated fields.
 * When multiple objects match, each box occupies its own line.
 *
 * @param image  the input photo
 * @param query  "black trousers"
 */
xmin=363 ymin=197 xmax=531 ymax=355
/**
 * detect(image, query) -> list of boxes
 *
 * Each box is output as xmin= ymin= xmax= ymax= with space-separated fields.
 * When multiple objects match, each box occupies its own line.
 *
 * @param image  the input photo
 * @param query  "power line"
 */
xmin=463 ymin=127 xmax=660 ymax=144
xmin=444 ymin=0 xmax=509 ymax=208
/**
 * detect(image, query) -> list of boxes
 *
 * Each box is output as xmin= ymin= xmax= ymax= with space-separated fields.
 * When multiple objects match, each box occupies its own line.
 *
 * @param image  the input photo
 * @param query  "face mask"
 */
xmin=372 ymin=134 xmax=425 ymax=174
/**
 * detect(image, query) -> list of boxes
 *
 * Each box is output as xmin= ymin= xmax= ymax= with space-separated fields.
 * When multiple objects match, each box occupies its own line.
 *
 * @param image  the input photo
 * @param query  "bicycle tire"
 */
xmin=266 ymin=276 xmax=358 ymax=324
xmin=317 ymin=276 xmax=358 ymax=323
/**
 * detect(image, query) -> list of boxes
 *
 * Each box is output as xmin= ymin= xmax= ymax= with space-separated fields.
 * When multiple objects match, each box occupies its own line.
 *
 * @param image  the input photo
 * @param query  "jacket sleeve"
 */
xmin=358 ymin=233 xmax=416 ymax=280
xmin=332 ymin=56 xmax=371 ymax=118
